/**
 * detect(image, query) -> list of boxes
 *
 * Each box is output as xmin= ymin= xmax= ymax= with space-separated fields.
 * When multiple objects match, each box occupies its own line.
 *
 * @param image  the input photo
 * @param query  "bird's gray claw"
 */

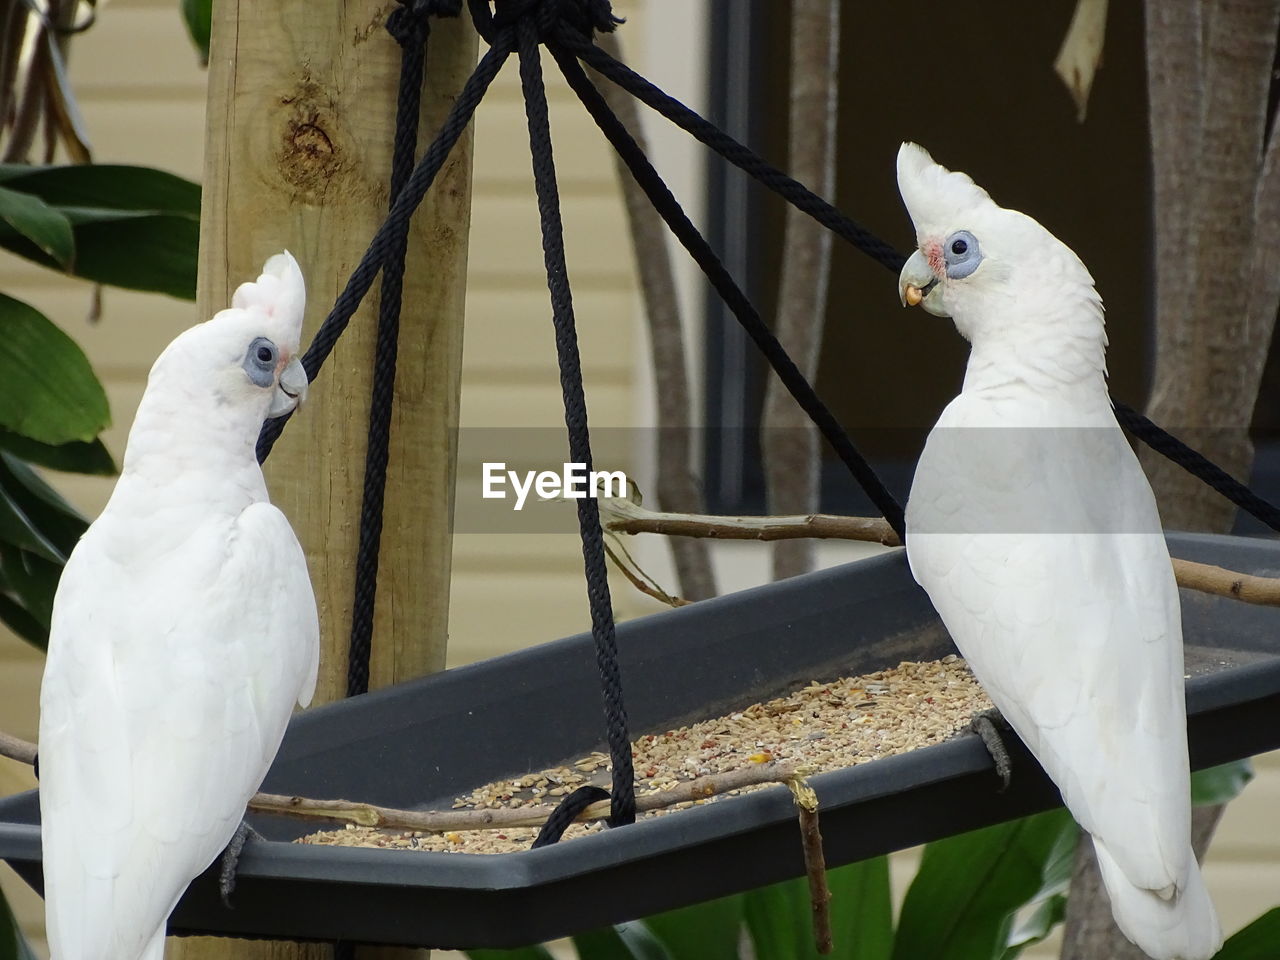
xmin=219 ymin=820 xmax=262 ymax=908
xmin=969 ymin=708 xmax=1013 ymax=791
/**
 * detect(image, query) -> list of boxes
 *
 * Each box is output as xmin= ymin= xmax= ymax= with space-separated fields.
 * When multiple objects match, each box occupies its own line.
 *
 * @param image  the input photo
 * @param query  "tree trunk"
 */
xmin=762 ymin=0 xmax=840 ymax=580
xmin=170 ymin=3 xmax=476 ymax=959
xmin=1062 ymin=2 xmax=1280 ymax=956
xmin=593 ymin=32 xmax=717 ymax=602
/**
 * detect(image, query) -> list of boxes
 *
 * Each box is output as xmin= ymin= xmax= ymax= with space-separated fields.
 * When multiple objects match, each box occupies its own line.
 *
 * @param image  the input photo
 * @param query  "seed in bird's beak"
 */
xmin=904 ymin=285 xmax=924 ymax=307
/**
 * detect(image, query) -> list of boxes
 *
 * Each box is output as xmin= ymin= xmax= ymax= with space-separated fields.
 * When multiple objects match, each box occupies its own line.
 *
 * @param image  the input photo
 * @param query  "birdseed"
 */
xmin=298 ymin=656 xmax=990 ymax=855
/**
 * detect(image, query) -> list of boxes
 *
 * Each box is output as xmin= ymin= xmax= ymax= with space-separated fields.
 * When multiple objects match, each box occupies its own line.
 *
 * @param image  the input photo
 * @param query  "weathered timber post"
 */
xmin=171 ymin=2 xmax=477 ymax=958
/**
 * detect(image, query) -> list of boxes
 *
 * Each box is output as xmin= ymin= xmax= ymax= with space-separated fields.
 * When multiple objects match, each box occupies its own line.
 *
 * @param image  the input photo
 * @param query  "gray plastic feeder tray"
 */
xmin=0 ymin=532 xmax=1277 ymax=949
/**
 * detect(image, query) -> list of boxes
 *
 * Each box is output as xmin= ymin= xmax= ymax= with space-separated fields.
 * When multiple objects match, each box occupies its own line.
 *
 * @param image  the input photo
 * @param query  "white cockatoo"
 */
xmin=896 ymin=144 xmax=1221 ymax=960
xmin=38 ymin=252 xmax=319 ymax=960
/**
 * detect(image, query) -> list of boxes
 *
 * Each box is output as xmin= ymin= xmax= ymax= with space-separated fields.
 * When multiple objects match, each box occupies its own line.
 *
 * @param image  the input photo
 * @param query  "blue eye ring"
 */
xmin=243 ymin=337 xmax=277 ymax=388
xmin=943 ymin=230 xmax=982 ymax=280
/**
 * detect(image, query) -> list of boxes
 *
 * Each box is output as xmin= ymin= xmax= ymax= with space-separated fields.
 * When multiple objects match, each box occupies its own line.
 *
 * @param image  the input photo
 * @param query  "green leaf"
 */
xmin=743 ymin=868 xmax=817 ymax=960
xmin=828 ymin=856 xmax=893 ymax=960
xmin=181 ymin=0 xmax=212 ymax=64
xmin=0 ymin=588 xmax=46 ymax=649
xmin=0 ymin=546 xmax=58 ymax=647
xmin=0 ymin=165 xmax=199 ymax=298
xmin=574 ymin=923 xmax=674 ymax=960
xmin=642 ymin=893 xmax=743 ymax=960
xmin=0 ymin=164 xmax=200 ymax=218
xmin=0 ymin=480 xmax=64 ymax=563
xmin=0 ymin=213 xmax=198 ymax=299
xmin=0 ymin=185 xmax=74 ymax=266
xmin=465 ymin=948 xmax=556 ymax=960
xmin=892 ymin=809 xmax=1076 ymax=960
xmin=0 ymin=293 xmax=110 ymax=444
xmin=1000 ymin=820 xmax=1078 ymax=959
xmin=0 ymin=452 xmax=89 ymax=557
xmin=740 ymin=856 xmax=891 ymax=960
xmin=1191 ymin=759 xmax=1254 ymax=807
xmin=0 ymin=430 xmax=115 ymax=475
xmin=1213 ymin=907 xmax=1280 ymax=960
xmin=0 ymin=887 xmax=38 ymax=960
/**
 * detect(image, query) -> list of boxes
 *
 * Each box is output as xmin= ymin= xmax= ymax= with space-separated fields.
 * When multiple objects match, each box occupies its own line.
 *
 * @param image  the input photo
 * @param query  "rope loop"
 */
xmin=387 ymin=0 xmax=461 ymax=47
xmin=469 ymin=0 xmax=620 ymax=44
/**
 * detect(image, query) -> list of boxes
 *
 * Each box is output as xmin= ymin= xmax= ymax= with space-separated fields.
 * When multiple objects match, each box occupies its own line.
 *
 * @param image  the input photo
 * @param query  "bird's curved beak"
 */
xmin=898 ymin=249 xmax=947 ymax=317
xmin=268 ymin=356 xmax=309 ymax=418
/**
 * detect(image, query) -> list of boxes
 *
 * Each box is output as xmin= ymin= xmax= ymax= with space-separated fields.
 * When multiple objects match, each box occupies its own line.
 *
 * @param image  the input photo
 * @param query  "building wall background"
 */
xmin=0 ymin=3 xmax=1274 ymax=957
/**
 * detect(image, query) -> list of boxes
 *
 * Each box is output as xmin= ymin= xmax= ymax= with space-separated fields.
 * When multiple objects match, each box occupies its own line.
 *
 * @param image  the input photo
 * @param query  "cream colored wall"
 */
xmin=0 ymin=2 xmax=1277 ymax=957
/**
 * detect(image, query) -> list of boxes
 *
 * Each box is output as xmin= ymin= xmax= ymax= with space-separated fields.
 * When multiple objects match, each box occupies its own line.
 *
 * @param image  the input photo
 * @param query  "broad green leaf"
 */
xmin=1213 ymin=907 xmax=1280 ymax=960
xmin=0 ymin=293 xmax=109 ymax=444
xmin=0 ymin=544 xmax=59 ymax=635
xmin=0 ymin=588 xmax=46 ymax=648
xmin=0 ymin=430 xmax=115 ymax=475
xmin=828 ymin=856 xmax=893 ymax=960
xmin=465 ymin=948 xmax=556 ymax=960
xmin=892 ymin=809 xmax=1075 ymax=960
xmin=641 ymin=893 xmax=743 ymax=960
xmin=0 ymin=887 xmax=38 ymax=960
xmin=0 ymin=452 xmax=89 ymax=557
xmin=181 ymin=0 xmax=212 ymax=64
xmin=1001 ymin=822 xmax=1079 ymax=958
xmin=0 ymin=214 xmax=198 ymax=299
xmin=0 ymin=185 xmax=73 ymax=265
xmin=1191 ymin=759 xmax=1254 ymax=807
xmin=574 ymin=923 xmax=674 ymax=960
xmin=0 ymin=481 xmax=63 ymax=563
xmin=743 ymin=870 xmax=813 ymax=960
xmin=0 ymin=164 xmax=200 ymax=218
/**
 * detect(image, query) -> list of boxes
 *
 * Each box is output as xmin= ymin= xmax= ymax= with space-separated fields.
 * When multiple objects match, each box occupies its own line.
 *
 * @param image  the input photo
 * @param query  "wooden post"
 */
xmin=172 ymin=2 xmax=477 ymax=958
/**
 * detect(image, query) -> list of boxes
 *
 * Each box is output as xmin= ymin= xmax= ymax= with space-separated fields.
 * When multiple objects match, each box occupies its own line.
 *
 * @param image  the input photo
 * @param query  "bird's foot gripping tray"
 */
xmin=1 ymin=532 xmax=1277 ymax=950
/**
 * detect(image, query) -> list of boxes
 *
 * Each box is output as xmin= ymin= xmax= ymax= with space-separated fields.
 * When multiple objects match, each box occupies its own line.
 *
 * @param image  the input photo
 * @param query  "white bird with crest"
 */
xmin=38 ymin=252 xmax=319 ymax=960
xmin=897 ymin=143 xmax=1221 ymax=960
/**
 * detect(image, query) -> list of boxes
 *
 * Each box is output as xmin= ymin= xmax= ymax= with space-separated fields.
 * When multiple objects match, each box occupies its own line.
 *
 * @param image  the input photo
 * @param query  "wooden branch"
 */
xmin=787 ymin=775 xmax=833 ymax=955
xmin=0 ymin=730 xmax=795 ymax=834
xmin=602 ymin=498 xmax=1280 ymax=608
xmin=601 ymin=495 xmax=902 ymax=547
xmin=0 ymin=730 xmax=35 ymax=767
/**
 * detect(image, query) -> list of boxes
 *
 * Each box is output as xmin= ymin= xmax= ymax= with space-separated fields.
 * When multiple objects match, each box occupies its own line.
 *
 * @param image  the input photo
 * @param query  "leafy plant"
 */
xmin=0 ymin=163 xmax=199 ymax=649
xmin=468 ymin=760 xmax=1256 ymax=960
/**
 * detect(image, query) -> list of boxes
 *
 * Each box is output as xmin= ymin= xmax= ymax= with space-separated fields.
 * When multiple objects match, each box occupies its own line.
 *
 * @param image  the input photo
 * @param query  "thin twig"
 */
xmin=0 ymin=730 xmax=36 ymax=766
xmin=601 ymin=495 xmax=902 ymax=547
xmin=787 ymin=773 xmax=832 ymax=955
xmin=0 ymin=731 xmax=794 ymax=834
xmin=602 ymin=498 xmax=1280 ymax=608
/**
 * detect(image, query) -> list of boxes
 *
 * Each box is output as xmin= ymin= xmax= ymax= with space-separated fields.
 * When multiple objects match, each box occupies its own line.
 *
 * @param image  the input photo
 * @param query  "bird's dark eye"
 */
xmin=942 ymin=230 xmax=982 ymax=280
xmin=243 ymin=337 xmax=278 ymax=387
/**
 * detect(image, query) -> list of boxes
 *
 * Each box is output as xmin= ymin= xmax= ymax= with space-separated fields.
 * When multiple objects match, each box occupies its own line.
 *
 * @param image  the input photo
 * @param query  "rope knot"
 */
xmin=387 ymin=0 xmax=462 ymax=47
xmin=469 ymin=0 xmax=621 ymax=45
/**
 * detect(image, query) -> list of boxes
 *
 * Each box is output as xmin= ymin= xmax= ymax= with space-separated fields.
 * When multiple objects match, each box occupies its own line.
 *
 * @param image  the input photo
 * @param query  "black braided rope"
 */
xmin=256 ymin=35 xmax=513 ymax=463
xmin=551 ymin=44 xmax=906 ymax=540
xmin=531 ymin=785 xmax=610 ymax=848
xmin=516 ymin=14 xmax=636 ymax=828
xmin=554 ymin=27 xmax=1280 ymax=535
xmin=345 ymin=2 xmax=441 ymax=699
xmin=560 ymin=28 xmax=906 ymax=274
xmin=1113 ymin=403 xmax=1280 ymax=532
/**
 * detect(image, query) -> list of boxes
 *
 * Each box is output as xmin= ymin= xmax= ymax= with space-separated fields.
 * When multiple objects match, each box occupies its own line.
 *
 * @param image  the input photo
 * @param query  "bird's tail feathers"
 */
xmin=1094 ymin=837 xmax=1222 ymax=960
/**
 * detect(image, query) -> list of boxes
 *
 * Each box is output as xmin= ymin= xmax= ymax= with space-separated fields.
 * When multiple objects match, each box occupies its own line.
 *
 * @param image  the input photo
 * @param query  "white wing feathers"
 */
xmin=39 ymin=500 xmax=317 ymax=960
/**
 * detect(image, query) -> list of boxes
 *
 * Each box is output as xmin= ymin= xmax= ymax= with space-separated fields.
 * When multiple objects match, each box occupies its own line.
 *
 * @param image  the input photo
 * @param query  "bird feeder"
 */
xmin=1 ymin=531 xmax=1276 ymax=949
